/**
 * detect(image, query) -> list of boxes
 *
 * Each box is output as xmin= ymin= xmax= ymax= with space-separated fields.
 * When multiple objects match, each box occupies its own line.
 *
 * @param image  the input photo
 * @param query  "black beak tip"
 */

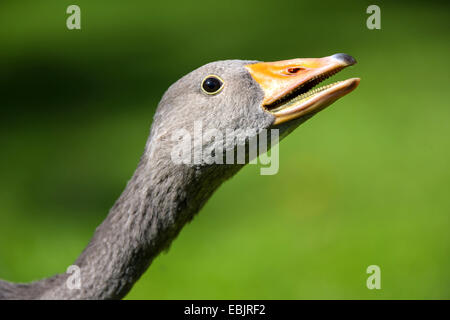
xmin=332 ymin=53 xmax=357 ymax=66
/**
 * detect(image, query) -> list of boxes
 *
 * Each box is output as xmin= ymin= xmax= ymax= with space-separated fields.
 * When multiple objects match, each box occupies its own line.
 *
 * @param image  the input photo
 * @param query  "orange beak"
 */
xmin=246 ymin=53 xmax=360 ymax=124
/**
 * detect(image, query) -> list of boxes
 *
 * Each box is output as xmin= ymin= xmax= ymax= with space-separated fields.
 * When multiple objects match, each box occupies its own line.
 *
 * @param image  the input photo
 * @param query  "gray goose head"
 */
xmin=148 ymin=54 xmax=359 ymax=178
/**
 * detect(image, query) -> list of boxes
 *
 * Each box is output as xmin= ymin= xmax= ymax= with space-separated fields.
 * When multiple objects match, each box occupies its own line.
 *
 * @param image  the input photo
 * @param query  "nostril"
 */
xmin=287 ymin=67 xmax=303 ymax=74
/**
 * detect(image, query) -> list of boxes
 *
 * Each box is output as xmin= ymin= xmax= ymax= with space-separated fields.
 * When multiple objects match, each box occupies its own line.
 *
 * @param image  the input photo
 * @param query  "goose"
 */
xmin=0 ymin=53 xmax=359 ymax=299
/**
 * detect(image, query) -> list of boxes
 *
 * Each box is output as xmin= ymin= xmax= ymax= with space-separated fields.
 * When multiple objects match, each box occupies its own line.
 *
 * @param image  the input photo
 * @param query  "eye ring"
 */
xmin=201 ymin=75 xmax=225 ymax=95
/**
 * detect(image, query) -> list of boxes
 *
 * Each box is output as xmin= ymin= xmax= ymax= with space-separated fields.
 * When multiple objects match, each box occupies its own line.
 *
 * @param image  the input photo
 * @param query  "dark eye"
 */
xmin=201 ymin=75 xmax=224 ymax=94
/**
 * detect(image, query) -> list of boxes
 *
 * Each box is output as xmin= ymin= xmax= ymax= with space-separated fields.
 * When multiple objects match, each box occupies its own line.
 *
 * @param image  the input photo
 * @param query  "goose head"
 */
xmin=146 ymin=54 xmax=359 ymax=176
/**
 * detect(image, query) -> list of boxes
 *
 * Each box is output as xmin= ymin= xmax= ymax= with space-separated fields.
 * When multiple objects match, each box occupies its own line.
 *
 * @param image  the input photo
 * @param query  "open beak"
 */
xmin=246 ymin=53 xmax=360 ymax=125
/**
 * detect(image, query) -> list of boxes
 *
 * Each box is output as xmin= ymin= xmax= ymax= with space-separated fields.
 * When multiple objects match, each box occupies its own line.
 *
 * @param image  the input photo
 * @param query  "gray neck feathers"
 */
xmin=3 ymin=129 xmax=238 ymax=300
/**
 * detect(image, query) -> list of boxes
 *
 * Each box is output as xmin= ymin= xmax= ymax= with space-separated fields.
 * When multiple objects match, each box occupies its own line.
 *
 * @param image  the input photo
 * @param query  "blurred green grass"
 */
xmin=0 ymin=0 xmax=449 ymax=299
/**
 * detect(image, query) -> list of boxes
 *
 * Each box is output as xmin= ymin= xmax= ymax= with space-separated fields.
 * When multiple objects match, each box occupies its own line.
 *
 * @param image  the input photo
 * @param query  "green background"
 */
xmin=0 ymin=0 xmax=448 ymax=299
